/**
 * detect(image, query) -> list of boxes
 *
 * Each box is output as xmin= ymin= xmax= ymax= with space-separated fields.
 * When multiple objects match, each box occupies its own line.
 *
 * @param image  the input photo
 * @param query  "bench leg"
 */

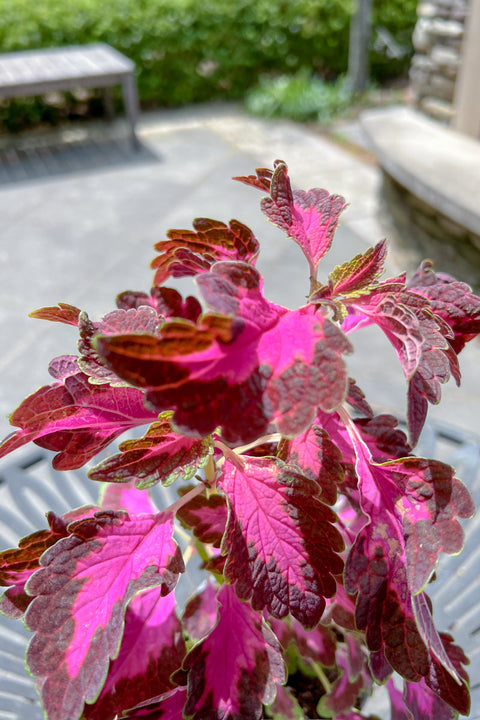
xmin=121 ymin=73 xmax=140 ymax=149
xmin=103 ymin=87 xmax=115 ymax=121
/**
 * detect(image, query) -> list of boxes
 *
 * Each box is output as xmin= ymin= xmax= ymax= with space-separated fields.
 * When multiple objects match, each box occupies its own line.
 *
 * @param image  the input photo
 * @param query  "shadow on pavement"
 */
xmin=0 ymin=130 xmax=160 ymax=185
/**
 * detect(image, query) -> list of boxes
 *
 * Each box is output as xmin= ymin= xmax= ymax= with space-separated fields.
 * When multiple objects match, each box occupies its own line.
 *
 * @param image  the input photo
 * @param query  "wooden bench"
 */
xmin=0 ymin=43 xmax=140 ymax=147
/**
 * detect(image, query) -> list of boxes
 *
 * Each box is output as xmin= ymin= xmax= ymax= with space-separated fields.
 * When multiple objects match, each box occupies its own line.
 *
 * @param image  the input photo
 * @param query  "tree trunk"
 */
xmin=347 ymin=0 xmax=373 ymax=93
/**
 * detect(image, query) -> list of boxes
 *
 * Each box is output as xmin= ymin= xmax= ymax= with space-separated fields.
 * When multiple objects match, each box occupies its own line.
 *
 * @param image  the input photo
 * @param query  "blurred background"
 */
xmin=0 ymin=0 xmax=417 ymax=132
xmin=1 ymin=2 xmax=480 ymax=719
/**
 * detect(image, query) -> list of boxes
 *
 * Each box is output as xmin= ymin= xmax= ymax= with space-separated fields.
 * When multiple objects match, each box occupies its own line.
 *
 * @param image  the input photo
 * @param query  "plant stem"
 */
xmin=166 ymin=482 xmax=206 ymax=516
xmin=214 ymin=434 xmax=282 ymax=468
xmin=232 ymin=433 xmax=282 ymax=455
xmin=182 ymin=543 xmax=194 ymax=566
xmin=338 ymin=405 xmax=362 ymax=447
xmin=204 ymin=454 xmax=216 ymax=485
xmin=337 ymin=404 xmax=353 ymax=430
xmin=276 ymin=436 xmax=290 ymax=461
xmin=195 ymin=538 xmax=212 ymax=564
xmin=338 ymin=404 xmax=373 ymax=462
xmin=214 ymin=440 xmax=246 ymax=469
xmin=311 ymin=661 xmax=332 ymax=694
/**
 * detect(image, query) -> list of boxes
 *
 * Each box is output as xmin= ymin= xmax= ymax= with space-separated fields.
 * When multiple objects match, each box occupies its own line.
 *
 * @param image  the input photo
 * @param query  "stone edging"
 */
xmin=361 ymin=104 xmax=480 ymax=287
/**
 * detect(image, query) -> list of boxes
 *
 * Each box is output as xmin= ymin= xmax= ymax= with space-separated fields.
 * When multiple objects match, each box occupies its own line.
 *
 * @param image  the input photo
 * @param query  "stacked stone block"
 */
xmin=410 ymin=0 xmax=468 ymax=123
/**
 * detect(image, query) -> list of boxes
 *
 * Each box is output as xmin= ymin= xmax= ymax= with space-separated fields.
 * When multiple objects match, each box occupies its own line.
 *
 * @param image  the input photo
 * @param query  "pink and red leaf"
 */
xmin=326 ymin=240 xmax=388 ymax=298
xmin=88 ymin=411 xmax=214 ymax=488
xmin=29 ymin=303 xmax=81 ymax=326
xmin=78 ymin=306 xmax=162 ymax=386
xmin=218 ymin=456 xmax=344 ymax=628
xmin=233 ymin=166 xmax=273 ymax=192
xmin=25 ymin=510 xmax=183 ymax=720
xmin=182 ymin=583 xmax=285 ymax=720
xmin=408 ymin=259 xmax=480 ymax=354
xmin=344 ymin=424 xmax=471 ymax=709
xmin=386 ymin=634 xmax=470 ymax=720
xmin=338 ymin=281 xmax=460 ymax=445
xmin=123 ymin=687 xmax=188 ymax=719
xmin=0 ymin=371 xmax=158 ymax=469
xmin=181 ymin=582 xmax=219 ymax=642
xmin=319 ymin=643 xmax=368 ymax=716
xmin=176 ymin=490 xmax=228 ymax=548
xmin=151 ymin=217 xmax=260 ymax=286
xmin=116 ymin=286 xmax=202 ymax=323
xmin=99 ymin=480 xmax=158 ymax=515
xmin=265 ymin=683 xmax=305 ymax=719
xmin=287 ymin=424 xmax=344 ymax=505
xmin=0 ymin=507 xmax=97 ymax=619
xmin=271 ymin=616 xmax=337 ymax=669
xmin=260 ymin=161 xmax=347 ymax=276
xmin=83 ymin=588 xmax=185 ymax=720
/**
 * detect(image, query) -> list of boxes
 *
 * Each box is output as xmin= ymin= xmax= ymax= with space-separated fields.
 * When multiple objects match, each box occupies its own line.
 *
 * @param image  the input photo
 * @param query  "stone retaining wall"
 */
xmin=381 ymin=171 xmax=480 ymax=289
xmin=409 ymin=0 xmax=468 ymax=123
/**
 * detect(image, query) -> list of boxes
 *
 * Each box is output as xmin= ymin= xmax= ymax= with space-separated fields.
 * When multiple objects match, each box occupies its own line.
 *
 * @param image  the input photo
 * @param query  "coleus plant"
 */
xmin=0 ymin=160 xmax=479 ymax=720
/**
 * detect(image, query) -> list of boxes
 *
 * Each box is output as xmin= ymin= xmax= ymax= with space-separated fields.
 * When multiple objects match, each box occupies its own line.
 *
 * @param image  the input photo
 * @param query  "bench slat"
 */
xmin=0 ymin=44 xmax=134 ymax=94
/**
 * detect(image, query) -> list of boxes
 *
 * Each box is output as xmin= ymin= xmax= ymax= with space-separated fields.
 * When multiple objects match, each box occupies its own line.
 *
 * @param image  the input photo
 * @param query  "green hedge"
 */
xmin=0 ymin=0 xmax=417 ymax=130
